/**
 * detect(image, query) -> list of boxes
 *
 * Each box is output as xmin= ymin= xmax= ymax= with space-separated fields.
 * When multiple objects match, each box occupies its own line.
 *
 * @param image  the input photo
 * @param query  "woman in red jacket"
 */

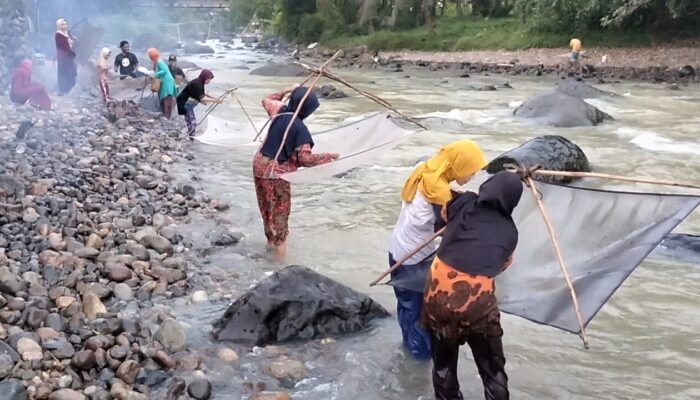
xmin=55 ymin=18 xmax=77 ymax=95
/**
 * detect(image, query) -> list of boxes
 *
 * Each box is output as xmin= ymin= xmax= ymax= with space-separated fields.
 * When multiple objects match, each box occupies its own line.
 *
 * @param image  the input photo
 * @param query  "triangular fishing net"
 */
xmin=280 ymin=113 xmax=417 ymax=184
xmin=388 ymin=181 xmax=700 ymax=334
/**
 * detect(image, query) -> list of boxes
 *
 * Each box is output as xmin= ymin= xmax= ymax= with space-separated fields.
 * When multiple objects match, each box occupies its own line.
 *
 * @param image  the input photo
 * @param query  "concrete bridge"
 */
xmin=130 ymin=0 xmax=228 ymax=8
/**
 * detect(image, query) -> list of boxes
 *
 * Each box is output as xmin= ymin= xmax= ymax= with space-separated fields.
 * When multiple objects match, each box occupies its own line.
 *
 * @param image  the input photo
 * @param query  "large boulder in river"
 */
xmin=212 ymin=265 xmax=389 ymax=345
xmin=183 ymin=42 xmax=215 ymax=55
xmin=554 ymin=79 xmax=615 ymax=99
xmin=486 ymin=135 xmax=591 ymax=183
xmin=250 ymin=63 xmax=307 ymax=77
xmin=133 ymin=32 xmax=179 ymax=52
xmin=514 ymin=90 xmax=613 ymax=127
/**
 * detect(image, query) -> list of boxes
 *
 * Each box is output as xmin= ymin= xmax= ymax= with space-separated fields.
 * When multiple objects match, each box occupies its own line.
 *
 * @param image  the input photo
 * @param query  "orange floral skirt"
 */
xmin=422 ymin=256 xmax=503 ymax=341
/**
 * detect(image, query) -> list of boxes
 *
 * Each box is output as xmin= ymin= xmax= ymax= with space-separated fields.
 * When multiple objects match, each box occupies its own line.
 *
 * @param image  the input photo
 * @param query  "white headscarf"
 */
xmin=98 ymin=47 xmax=111 ymax=69
xmin=56 ymin=19 xmax=73 ymax=46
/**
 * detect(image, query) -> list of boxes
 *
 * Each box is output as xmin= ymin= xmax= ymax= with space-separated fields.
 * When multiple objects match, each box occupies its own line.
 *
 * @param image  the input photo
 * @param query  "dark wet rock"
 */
xmin=514 ymin=90 xmax=613 ymax=127
xmin=71 ymin=350 xmax=96 ymax=370
xmin=133 ymin=32 xmax=179 ymax=51
xmin=679 ymin=65 xmax=695 ymax=78
xmin=0 ymin=353 xmax=14 ymax=378
xmin=314 ymin=84 xmax=348 ymax=99
xmin=213 ymin=265 xmax=390 ymax=345
xmin=154 ymin=319 xmax=186 ymax=352
xmin=138 ymin=369 xmax=169 ymax=387
xmin=187 ymin=379 xmax=213 ymax=400
xmin=486 ymin=135 xmax=591 ymax=183
xmin=211 ymin=229 xmax=243 ymax=246
xmin=654 ymin=233 xmax=700 ymax=263
xmin=554 ymin=79 xmax=615 ymax=99
xmin=44 ymin=337 xmax=75 ymax=359
xmin=0 ymin=269 xmax=28 ymax=295
xmin=250 ymin=63 xmax=307 ymax=77
xmin=45 ymin=313 xmax=64 ymax=332
xmin=0 ymin=379 xmax=27 ymax=400
xmin=184 ymin=42 xmax=215 ymax=55
xmin=0 ymin=341 xmax=21 ymax=362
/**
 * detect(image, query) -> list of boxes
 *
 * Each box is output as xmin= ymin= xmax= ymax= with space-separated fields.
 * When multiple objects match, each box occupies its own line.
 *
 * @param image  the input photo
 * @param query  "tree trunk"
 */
xmin=455 ymin=0 xmax=464 ymax=17
xmin=390 ymin=0 xmax=408 ymax=28
xmin=422 ymin=0 xmax=434 ymax=33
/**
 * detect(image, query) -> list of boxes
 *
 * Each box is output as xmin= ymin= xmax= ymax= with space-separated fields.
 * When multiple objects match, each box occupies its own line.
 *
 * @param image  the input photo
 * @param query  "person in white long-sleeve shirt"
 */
xmin=387 ymin=139 xmax=488 ymax=359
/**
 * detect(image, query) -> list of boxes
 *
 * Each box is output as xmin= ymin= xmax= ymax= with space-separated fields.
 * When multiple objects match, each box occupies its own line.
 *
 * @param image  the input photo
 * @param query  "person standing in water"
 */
xmin=114 ymin=41 xmax=139 ymax=79
xmin=147 ymin=48 xmax=178 ymax=119
xmin=96 ymin=48 xmax=113 ymax=103
xmin=55 ymin=19 xmax=77 ymax=95
xmin=422 ymin=171 xmax=524 ymax=400
xmin=176 ymin=69 xmax=221 ymax=138
xmin=253 ymin=85 xmax=339 ymax=257
xmin=388 ymin=139 xmax=488 ymax=360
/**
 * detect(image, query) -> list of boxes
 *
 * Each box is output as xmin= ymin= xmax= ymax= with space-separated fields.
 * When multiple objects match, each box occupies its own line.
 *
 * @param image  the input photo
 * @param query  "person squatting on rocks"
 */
xmin=175 ymin=69 xmax=221 ymax=138
xmin=147 ymin=48 xmax=178 ymax=119
xmin=388 ymin=140 xmax=488 ymax=359
xmin=253 ymin=85 xmax=340 ymax=257
xmin=422 ymin=171 xmax=524 ymax=400
xmin=10 ymin=59 xmax=53 ymax=110
xmin=55 ymin=18 xmax=77 ymax=95
xmin=115 ymin=40 xmax=140 ymax=79
xmin=96 ymin=47 xmax=113 ymax=103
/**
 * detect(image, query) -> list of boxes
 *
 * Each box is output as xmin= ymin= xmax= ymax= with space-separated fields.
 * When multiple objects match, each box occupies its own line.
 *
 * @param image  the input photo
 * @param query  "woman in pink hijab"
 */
xmin=55 ymin=18 xmax=77 ymax=95
xmin=10 ymin=60 xmax=53 ymax=111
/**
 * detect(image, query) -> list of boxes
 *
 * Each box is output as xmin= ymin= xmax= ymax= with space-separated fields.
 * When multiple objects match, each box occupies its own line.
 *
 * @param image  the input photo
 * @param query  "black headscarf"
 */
xmin=260 ymin=87 xmax=319 ymax=163
xmin=437 ymin=171 xmax=524 ymax=277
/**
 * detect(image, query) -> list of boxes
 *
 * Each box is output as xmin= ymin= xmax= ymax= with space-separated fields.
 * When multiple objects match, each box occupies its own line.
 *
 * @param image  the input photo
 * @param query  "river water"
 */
xmin=158 ymin=42 xmax=700 ymax=399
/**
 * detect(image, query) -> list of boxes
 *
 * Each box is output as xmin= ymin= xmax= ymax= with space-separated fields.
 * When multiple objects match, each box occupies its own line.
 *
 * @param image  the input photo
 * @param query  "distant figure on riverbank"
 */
xmin=569 ymin=38 xmax=582 ymax=64
xmin=147 ymin=48 xmax=178 ymax=119
xmin=176 ymin=69 xmax=221 ymax=138
xmin=10 ymin=59 xmax=53 ymax=111
xmin=114 ymin=41 xmax=140 ymax=80
xmin=168 ymin=55 xmax=187 ymax=87
xmin=97 ymin=48 xmax=113 ymax=103
xmin=55 ymin=19 xmax=77 ymax=95
xmin=253 ymin=85 xmax=339 ymax=257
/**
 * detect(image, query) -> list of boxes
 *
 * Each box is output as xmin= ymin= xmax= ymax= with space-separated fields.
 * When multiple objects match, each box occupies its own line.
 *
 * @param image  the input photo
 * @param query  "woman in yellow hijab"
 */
xmin=387 ymin=139 xmax=488 ymax=359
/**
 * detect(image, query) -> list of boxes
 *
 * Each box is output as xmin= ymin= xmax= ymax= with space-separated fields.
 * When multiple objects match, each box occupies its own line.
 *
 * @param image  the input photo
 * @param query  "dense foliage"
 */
xmin=228 ymin=0 xmax=700 ymax=44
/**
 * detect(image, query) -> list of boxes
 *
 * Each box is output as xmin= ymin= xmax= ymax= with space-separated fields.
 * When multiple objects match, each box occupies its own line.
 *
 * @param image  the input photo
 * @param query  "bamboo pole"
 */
xmin=267 ymin=51 xmax=342 ymax=178
xmin=369 ymin=227 xmax=445 ymax=287
xmin=231 ymin=91 xmax=258 ymax=133
xmin=532 ymin=170 xmax=700 ymax=190
xmin=525 ymin=176 xmax=590 ymax=349
xmin=198 ymin=87 xmax=237 ymax=126
xmin=295 ymin=61 xmax=427 ymax=130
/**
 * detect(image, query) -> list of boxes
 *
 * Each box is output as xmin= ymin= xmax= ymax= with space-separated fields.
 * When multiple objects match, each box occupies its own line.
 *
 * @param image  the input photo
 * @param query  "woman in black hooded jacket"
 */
xmin=422 ymin=171 xmax=524 ymax=400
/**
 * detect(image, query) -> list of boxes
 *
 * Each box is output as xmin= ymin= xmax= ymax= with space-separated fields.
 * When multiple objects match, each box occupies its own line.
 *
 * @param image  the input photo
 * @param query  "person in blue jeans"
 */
xmin=387 ymin=139 xmax=488 ymax=359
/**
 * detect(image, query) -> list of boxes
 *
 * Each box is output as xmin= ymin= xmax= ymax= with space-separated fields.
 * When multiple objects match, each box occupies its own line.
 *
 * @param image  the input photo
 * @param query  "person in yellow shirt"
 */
xmin=569 ymin=38 xmax=582 ymax=64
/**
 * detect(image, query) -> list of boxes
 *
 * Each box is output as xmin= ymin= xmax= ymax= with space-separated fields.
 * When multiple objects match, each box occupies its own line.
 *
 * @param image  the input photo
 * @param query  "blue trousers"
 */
xmin=389 ymin=253 xmax=432 ymax=360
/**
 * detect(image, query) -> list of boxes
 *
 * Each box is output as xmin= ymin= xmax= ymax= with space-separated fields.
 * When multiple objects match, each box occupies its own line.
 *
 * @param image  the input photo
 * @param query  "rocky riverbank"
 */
xmin=298 ymin=45 xmax=699 ymax=83
xmin=0 ymin=96 xmax=243 ymax=399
